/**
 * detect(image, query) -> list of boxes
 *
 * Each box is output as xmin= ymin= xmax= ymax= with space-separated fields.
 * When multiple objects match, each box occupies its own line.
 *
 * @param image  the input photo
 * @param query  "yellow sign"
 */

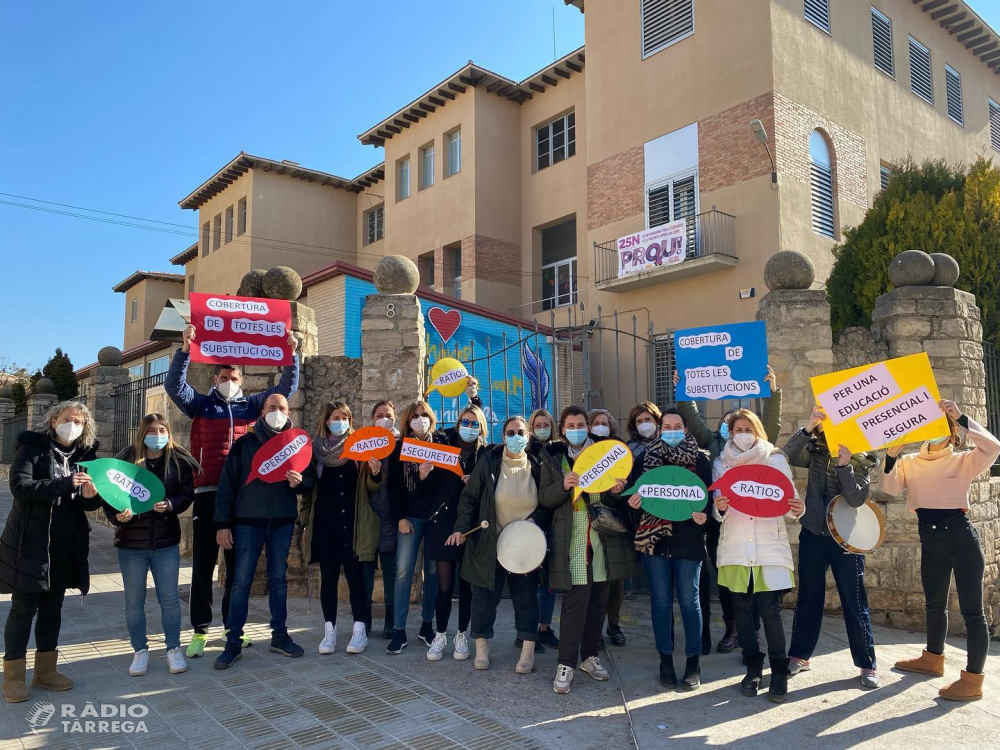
xmin=426 ymin=357 xmax=469 ymax=398
xmin=572 ymin=440 xmax=634 ymax=499
xmin=809 ymin=352 xmax=949 ymax=453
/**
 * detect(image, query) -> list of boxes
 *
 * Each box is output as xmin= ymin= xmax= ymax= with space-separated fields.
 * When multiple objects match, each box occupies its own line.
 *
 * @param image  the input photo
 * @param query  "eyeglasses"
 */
xmin=460 ymin=419 xmax=480 ymax=429
xmin=505 ymin=430 xmax=527 ymax=437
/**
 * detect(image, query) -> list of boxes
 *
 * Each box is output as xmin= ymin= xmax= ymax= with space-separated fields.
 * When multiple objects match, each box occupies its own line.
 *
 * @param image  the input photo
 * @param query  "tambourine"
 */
xmin=825 ymin=495 xmax=886 ymax=555
xmin=496 ymin=521 xmax=547 ymax=574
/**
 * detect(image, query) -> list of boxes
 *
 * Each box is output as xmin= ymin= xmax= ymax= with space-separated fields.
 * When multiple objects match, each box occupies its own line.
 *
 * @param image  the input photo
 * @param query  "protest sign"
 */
xmin=246 ymin=428 xmax=312 ymax=484
xmin=710 ymin=464 xmax=793 ymax=518
xmin=342 ymin=426 xmax=397 ymax=461
xmin=809 ymin=352 xmax=949 ymax=453
xmin=624 ymin=465 xmax=708 ymax=521
xmin=616 ymin=220 xmax=687 ymax=278
xmin=572 ymin=440 xmax=633 ymax=500
xmin=674 ymin=321 xmax=770 ymax=400
xmin=81 ymin=458 xmax=165 ymax=513
xmin=426 ymin=357 xmax=470 ymax=398
xmin=190 ymin=293 xmax=294 ymax=366
xmin=399 ymin=438 xmax=464 ymax=477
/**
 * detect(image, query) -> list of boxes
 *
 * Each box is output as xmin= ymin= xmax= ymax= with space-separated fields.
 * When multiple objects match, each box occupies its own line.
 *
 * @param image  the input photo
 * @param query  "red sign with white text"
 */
xmin=709 ymin=464 xmax=793 ymax=518
xmin=190 ymin=293 xmax=293 ymax=366
xmin=246 ymin=429 xmax=312 ymax=485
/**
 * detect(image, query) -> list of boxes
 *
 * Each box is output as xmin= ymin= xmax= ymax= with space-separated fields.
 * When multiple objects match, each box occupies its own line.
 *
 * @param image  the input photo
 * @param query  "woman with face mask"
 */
xmin=2 ymin=402 xmax=102 ymax=704
xmin=625 ymin=402 xmax=663 ymax=461
xmin=882 ymin=399 xmax=1000 ymax=702
xmin=299 ymin=402 xmax=382 ymax=657
xmin=105 ymin=414 xmax=199 ymax=679
xmin=363 ymin=400 xmax=399 ymax=640
xmin=423 ymin=406 xmax=488 ymax=663
xmin=538 ymin=406 xmax=639 ymax=695
xmin=527 ymin=409 xmax=560 ymax=649
xmin=447 ymin=416 xmax=549 ymax=675
xmin=712 ymin=409 xmax=803 ymax=704
xmin=625 ymin=408 xmax=712 ymax=690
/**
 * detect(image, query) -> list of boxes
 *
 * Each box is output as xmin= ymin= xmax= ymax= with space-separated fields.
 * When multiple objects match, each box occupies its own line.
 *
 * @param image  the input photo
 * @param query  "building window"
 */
xmin=646 ymin=171 xmax=698 ymax=254
xmin=188 ymin=274 xmax=196 ymax=294
xmin=446 ymin=129 xmax=461 ymax=177
xmin=641 ymin=0 xmax=694 ymax=58
xmin=880 ymin=164 xmax=893 ymax=192
xmin=130 ymin=298 xmax=139 ymax=324
xmin=871 ymin=7 xmax=893 ymax=77
xmin=804 ymin=0 xmax=830 ymax=34
xmin=536 ymin=112 xmax=576 ymax=171
xmin=945 ymin=65 xmax=963 ymax=126
xmin=908 ymin=36 xmax=933 ymax=105
xmin=991 ymin=99 xmax=1000 ymax=153
xmin=201 ymin=222 xmax=210 ymax=257
xmin=810 ymin=130 xmax=836 ymax=238
xmin=127 ymin=364 xmax=143 ymax=381
xmin=420 ymin=143 xmax=435 ymax=190
xmin=213 ymin=214 xmax=222 ymax=251
xmin=398 ymin=156 xmax=411 ymax=200
xmin=146 ymin=356 xmax=168 ymax=377
xmin=365 ymin=205 xmax=384 ymax=245
xmin=450 ymin=246 xmax=463 ymax=299
xmin=237 ymin=197 xmax=247 ymax=235
xmin=418 ymin=252 xmax=435 ymax=288
xmin=541 ymin=218 xmax=577 ymax=310
xmin=224 ymin=206 xmax=234 ymax=243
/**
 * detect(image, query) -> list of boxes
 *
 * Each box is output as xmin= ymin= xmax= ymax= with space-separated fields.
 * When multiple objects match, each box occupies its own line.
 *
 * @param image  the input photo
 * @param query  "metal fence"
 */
xmin=984 ymin=341 xmax=1000 ymax=434
xmin=1 ymin=412 xmax=27 ymax=463
xmin=111 ymin=372 xmax=167 ymax=455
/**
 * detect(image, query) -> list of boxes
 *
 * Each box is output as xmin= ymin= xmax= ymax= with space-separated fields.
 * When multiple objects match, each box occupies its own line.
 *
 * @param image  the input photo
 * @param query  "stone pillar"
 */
xmin=27 ymin=380 xmax=58 ymax=431
xmin=0 ymin=395 xmax=15 ymax=460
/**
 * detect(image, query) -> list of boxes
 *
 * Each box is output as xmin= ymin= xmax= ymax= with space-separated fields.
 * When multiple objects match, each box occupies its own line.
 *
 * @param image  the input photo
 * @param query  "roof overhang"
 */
xmin=353 ymin=162 xmax=386 ymax=190
xmin=563 ymin=0 xmax=584 ymax=10
xmin=913 ymin=0 xmax=1000 ymax=76
xmin=112 ymin=271 xmax=185 ymax=294
xmin=169 ymin=242 xmax=198 ymax=266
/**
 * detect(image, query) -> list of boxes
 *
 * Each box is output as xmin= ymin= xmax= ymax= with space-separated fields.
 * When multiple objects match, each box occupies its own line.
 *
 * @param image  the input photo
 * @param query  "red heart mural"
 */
xmin=427 ymin=307 xmax=462 ymax=344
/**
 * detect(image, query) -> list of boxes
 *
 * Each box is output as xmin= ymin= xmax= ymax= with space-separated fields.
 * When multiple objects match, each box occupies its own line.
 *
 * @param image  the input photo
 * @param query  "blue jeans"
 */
xmin=226 ymin=522 xmax=293 ymax=649
xmin=642 ymin=554 xmax=703 ymax=657
xmin=790 ymin=528 xmax=876 ymax=669
xmin=538 ymin=583 xmax=557 ymax=626
xmin=393 ymin=518 xmax=438 ymax=631
xmin=118 ymin=546 xmax=182 ymax=652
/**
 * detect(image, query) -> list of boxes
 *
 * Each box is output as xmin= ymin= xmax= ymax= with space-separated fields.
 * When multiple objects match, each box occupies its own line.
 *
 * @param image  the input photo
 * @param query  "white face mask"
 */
xmin=265 ymin=411 xmax=288 ymax=430
xmin=591 ymin=424 xmax=611 ymax=438
xmin=217 ymin=380 xmax=242 ymax=400
xmin=410 ymin=416 xmax=431 ymax=435
xmin=636 ymin=422 xmax=657 ymax=439
xmin=733 ymin=433 xmax=756 ymax=451
xmin=375 ymin=417 xmax=394 ymax=430
xmin=55 ymin=422 xmax=83 ymax=444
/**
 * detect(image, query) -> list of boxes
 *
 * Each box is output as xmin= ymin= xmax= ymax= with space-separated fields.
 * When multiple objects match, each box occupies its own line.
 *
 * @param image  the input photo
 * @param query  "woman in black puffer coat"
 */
xmin=1 ymin=401 xmax=102 ymax=703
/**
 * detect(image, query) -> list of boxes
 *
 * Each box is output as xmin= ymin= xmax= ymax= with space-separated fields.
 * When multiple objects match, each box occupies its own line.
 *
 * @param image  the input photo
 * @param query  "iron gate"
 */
xmin=1 ymin=412 xmax=27 ymax=463
xmin=111 ymin=372 xmax=167 ymax=455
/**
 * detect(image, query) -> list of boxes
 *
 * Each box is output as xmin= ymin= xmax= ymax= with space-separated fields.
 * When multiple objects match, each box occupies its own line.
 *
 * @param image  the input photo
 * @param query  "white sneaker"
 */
xmin=319 ymin=622 xmax=337 ymax=655
xmin=580 ymin=656 xmax=610 ymax=681
xmin=166 ymin=647 xmax=187 ymax=674
xmin=427 ymin=632 xmax=447 ymax=661
xmin=553 ymin=664 xmax=574 ymax=694
xmin=129 ymin=649 xmax=149 ymax=677
xmin=345 ymin=622 xmax=368 ymax=654
xmin=453 ymin=631 xmax=470 ymax=661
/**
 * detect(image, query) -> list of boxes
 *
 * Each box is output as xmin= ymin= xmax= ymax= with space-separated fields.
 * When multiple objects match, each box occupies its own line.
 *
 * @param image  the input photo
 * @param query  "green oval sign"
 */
xmin=624 ymin=465 xmax=707 ymax=522
xmin=81 ymin=458 xmax=165 ymax=513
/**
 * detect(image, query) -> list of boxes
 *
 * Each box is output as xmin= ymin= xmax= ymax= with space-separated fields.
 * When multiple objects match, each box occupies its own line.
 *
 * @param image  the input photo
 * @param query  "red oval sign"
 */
xmin=709 ymin=464 xmax=793 ymax=518
xmin=246 ymin=428 xmax=313 ymax=484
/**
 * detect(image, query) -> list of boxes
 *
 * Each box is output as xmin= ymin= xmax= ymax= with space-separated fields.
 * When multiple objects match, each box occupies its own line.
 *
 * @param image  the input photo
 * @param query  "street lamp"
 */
xmin=750 ymin=119 xmax=777 ymax=186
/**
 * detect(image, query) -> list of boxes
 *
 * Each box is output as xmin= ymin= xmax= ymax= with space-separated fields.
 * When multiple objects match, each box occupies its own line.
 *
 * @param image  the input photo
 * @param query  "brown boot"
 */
xmin=894 ymin=650 xmax=945 ymax=677
xmin=31 ymin=650 xmax=73 ymax=691
xmin=939 ymin=670 xmax=984 ymax=701
xmin=2 ymin=658 xmax=30 ymax=703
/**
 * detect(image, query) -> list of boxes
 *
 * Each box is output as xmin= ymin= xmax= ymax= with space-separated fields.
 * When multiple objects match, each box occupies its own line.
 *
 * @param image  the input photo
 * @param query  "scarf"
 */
xmin=313 ymin=434 xmax=349 ymax=469
xmin=720 ymin=436 xmax=776 ymax=469
xmin=567 ymin=437 xmax=593 ymax=461
xmin=634 ymin=434 xmax=703 ymax=555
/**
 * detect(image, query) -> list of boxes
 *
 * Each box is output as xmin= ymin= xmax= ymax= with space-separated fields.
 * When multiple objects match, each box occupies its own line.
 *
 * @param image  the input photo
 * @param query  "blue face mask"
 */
xmin=328 ymin=420 xmax=349 ymax=436
xmin=459 ymin=426 xmax=480 ymax=443
xmin=533 ymin=427 xmax=551 ymax=442
xmin=144 ymin=435 xmax=169 ymax=452
xmin=928 ymin=435 xmax=951 ymax=445
xmin=719 ymin=423 xmax=731 ymax=440
xmin=505 ymin=434 xmax=529 ymax=454
xmin=660 ymin=430 xmax=686 ymax=447
xmin=565 ymin=428 xmax=589 ymax=446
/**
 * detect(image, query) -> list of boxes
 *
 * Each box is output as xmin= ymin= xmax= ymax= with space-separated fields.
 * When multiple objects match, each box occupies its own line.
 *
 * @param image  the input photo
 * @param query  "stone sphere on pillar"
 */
xmin=262 ymin=266 xmax=303 ymax=300
xmin=97 ymin=346 xmax=123 ymax=367
xmin=929 ymin=253 xmax=960 ymax=287
xmin=888 ymin=250 xmax=935 ymax=287
xmin=0 ymin=385 xmax=13 ymax=399
xmin=763 ymin=250 xmax=815 ymax=291
xmin=34 ymin=378 xmax=55 ymax=394
xmin=373 ymin=255 xmax=420 ymax=294
xmin=237 ymin=269 xmax=268 ymax=297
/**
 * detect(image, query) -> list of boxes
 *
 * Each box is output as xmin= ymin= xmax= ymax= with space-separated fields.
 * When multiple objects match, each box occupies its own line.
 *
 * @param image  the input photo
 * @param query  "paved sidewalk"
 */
xmin=0 ymin=484 xmax=998 ymax=749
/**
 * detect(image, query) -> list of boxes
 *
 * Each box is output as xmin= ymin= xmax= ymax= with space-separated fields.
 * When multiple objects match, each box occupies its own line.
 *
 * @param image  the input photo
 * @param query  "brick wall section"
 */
xmin=587 ymin=147 xmax=644 ymax=231
xmin=700 ymin=92 xmax=776 ymax=193
xmin=773 ymin=92 xmax=868 ymax=209
xmin=462 ymin=234 xmax=521 ymax=288
xmin=304 ymin=276 xmax=345 ymax=356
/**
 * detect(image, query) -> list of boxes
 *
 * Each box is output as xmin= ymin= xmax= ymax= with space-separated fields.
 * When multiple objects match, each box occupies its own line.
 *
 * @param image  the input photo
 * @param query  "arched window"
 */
xmin=809 ymin=130 xmax=835 ymax=238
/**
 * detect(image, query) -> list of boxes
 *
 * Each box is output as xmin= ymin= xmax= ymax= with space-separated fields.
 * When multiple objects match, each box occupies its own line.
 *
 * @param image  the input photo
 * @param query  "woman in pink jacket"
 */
xmin=881 ymin=399 xmax=999 ymax=702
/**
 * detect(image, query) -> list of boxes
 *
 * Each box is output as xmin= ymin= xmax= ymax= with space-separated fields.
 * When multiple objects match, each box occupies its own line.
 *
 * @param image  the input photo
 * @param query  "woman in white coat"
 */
xmin=712 ymin=409 xmax=803 ymax=703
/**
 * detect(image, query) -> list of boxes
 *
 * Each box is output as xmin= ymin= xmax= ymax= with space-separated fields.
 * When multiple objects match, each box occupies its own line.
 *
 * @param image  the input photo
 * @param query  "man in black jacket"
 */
xmin=212 ymin=395 xmax=315 ymax=669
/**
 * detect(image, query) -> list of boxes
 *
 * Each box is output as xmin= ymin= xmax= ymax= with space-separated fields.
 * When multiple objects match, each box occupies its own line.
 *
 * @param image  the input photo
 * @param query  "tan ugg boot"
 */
xmin=2 ymin=658 xmax=30 ymax=703
xmin=894 ymin=650 xmax=945 ymax=677
xmin=31 ymin=650 xmax=73 ymax=691
xmin=474 ymin=638 xmax=490 ymax=670
xmin=939 ymin=670 xmax=984 ymax=701
xmin=516 ymin=640 xmax=535 ymax=675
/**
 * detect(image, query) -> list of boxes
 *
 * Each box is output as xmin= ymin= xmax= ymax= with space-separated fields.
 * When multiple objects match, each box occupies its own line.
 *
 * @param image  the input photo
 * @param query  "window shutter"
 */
xmin=880 ymin=165 xmax=892 ymax=192
xmin=811 ymin=161 xmax=835 ymax=238
xmin=945 ymin=66 xmax=963 ymax=126
xmin=641 ymin=0 xmax=694 ymax=58
xmin=991 ymin=100 xmax=1000 ymax=153
xmin=647 ymin=184 xmax=671 ymax=228
xmin=871 ymin=7 xmax=893 ymax=77
xmin=804 ymin=0 xmax=830 ymax=33
xmin=908 ymin=37 xmax=932 ymax=104
xmin=131 ymin=299 xmax=139 ymax=323
xmin=672 ymin=176 xmax=697 ymax=253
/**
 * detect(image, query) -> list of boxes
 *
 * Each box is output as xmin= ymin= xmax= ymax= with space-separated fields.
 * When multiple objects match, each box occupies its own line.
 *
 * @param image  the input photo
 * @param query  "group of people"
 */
xmin=2 ymin=325 xmax=996 ymax=705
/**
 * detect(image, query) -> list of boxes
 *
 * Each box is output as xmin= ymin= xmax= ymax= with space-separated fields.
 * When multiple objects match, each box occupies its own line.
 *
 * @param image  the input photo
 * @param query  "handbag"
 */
xmin=588 ymin=500 xmax=629 ymax=536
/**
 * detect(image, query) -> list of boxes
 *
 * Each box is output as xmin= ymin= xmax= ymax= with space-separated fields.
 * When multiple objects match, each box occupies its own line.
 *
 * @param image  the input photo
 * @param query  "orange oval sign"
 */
xmin=343 ymin=426 xmax=397 ymax=461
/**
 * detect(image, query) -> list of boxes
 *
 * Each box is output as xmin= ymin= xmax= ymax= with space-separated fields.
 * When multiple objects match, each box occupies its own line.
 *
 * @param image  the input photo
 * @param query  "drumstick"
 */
xmin=461 ymin=520 xmax=489 ymax=539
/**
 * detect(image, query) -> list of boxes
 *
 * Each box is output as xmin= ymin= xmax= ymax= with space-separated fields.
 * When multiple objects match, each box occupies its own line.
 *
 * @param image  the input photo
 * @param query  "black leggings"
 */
xmin=319 ymin=557 xmax=369 ymax=626
xmin=435 ymin=560 xmax=472 ymax=633
xmin=732 ymin=589 xmax=786 ymax=661
xmin=3 ymin=589 xmax=66 ymax=661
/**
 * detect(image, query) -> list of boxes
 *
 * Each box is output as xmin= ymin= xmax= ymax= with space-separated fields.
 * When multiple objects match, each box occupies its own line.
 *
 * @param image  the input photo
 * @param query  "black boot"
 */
xmin=381 ymin=607 xmax=394 ymax=639
xmin=682 ymin=655 xmax=701 ymax=691
xmin=740 ymin=653 xmax=765 ymax=697
xmin=768 ymin=657 xmax=790 ymax=703
xmin=717 ymin=620 xmax=738 ymax=653
xmin=659 ymin=653 xmax=677 ymax=689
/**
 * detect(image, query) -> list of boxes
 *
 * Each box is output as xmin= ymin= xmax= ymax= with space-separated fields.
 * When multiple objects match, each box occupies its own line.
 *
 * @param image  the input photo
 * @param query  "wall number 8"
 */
xmin=386 ymin=303 xmax=396 ymax=319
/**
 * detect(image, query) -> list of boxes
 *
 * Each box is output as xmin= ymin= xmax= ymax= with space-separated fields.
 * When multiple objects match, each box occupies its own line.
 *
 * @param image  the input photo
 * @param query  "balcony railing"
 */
xmin=595 ymin=209 xmax=737 ymax=287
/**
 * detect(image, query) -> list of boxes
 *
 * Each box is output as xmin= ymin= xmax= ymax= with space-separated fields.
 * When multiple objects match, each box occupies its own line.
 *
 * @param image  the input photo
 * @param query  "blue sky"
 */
xmin=2 ymin=1 xmax=999 ymax=373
